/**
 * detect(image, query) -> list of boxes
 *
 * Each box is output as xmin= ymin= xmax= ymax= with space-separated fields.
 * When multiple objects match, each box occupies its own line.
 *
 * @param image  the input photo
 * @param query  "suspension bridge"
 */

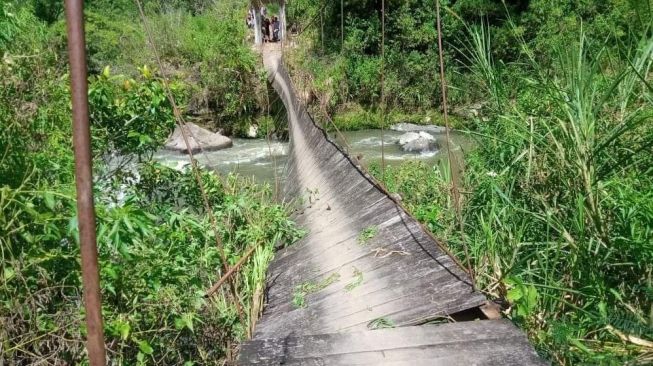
xmin=236 ymin=45 xmax=545 ymax=365
xmin=59 ymin=0 xmax=548 ymax=363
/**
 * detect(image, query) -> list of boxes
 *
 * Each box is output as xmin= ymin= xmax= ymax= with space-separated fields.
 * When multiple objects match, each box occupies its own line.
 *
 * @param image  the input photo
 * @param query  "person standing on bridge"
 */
xmin=262 ymin=17 xmax=271 ymax=42
xmin=272 ymin=16 xmax=280 ymax=42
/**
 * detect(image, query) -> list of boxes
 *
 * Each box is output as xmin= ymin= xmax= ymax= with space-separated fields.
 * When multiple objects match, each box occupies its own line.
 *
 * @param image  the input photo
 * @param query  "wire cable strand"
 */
xmin=380 ymin=0 xmax=386 ymax=184
xmin=435 ymin=0 xmax=476 ymax=290
xmin=133 ymin=0 xmax=246 ymax=327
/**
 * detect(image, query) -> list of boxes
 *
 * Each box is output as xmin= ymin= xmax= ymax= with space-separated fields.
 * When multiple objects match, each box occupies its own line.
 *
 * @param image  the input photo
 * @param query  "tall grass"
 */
xmin=457 ymin=23 xmax=653 ymax=364
xmin=377 ymin=21 xmax=653 ymax=365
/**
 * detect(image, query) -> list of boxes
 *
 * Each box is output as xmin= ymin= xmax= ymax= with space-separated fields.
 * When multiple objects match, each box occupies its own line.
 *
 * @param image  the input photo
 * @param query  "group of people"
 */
xmin=263 ymin=16 xmax=281 ymax=42
xmin=245 ymin=6 xmax=281 ymax=43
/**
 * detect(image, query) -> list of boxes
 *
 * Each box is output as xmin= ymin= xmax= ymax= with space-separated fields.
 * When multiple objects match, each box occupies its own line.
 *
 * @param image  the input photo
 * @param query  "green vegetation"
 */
xmin=369 ymin=22 xmax=652 ymax=366
xmin=287 ymin=1 xmax=652 ymax=364
xmin=0 ymin=0 xmax=303 ymax=363
xmin=367 ymin=317 xmax=395 ymax=330
xmin=345 ymin=267 xmax=364 ymax=292
xmin=292 ymin=272 xmax=341 ymax=308
xmin=331 ymin=106 xmax=464 ymax=131
xmin=357 ymin=225 xmax=378 ymax=245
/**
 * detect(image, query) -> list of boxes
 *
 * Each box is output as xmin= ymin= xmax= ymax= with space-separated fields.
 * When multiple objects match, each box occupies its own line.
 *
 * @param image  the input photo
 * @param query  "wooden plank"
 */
xmin=264 ymin=219 xmax=473 ymax=311
xmin=239 ymin=320 xmax=546 ymax=365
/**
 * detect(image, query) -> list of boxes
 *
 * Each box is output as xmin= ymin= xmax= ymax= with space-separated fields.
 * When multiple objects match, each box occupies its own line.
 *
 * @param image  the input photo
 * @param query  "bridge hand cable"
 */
xmin=435 ymin=0 xmax=476 ymax=289
xmin=133 ymin=0 xmax=247 ymax=326
xmin=380 ymin=0 xmax=386 ymax=184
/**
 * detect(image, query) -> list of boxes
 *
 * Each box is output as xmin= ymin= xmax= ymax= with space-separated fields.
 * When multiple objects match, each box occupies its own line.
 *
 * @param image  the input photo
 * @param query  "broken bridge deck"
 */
xmin=238 ymin=46 xmax=546 ymax=366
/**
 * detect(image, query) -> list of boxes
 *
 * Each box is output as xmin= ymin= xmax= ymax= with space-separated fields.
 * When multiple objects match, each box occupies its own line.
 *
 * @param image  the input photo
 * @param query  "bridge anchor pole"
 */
xmin=64 ymin=0 xmax=107 ymax=364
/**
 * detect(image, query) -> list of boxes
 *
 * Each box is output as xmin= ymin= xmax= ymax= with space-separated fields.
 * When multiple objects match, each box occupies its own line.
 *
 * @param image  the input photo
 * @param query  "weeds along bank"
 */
xmin=448 ymin=30 xmax=653 ymax=364
xmin=1 ymin=1 xmax=305 ymax=363
xmin=284 ymin=0 xmax=650 ymax=132
xmin=287 ymin=0 xmax=653 ymax=365
xmin=34 ymin=0 xmax=268 ymax=137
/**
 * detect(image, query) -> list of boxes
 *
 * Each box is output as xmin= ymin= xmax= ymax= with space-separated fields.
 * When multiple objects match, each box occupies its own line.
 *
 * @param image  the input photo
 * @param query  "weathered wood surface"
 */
xmin=239 ymin=47 xmax=546 ymax=365
xmin=240 ymin=320 xmax=546 ymax=366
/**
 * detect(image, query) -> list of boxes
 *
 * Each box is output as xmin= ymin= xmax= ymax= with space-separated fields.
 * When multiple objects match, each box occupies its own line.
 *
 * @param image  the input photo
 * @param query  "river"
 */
xmin=153 ymin=128 xmax=470 ymax=184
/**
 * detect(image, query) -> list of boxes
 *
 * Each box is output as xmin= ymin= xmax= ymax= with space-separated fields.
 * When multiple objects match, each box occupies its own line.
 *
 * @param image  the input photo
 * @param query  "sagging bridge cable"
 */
xmin=132 ymin=0 xmax=247 ymax=329
xmin=435 ymin=0 xmax=476 ymax=289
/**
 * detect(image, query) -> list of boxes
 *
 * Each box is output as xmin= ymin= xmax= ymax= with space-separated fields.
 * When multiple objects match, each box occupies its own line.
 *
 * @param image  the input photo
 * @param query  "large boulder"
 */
xmin=391 ymin=122 xmax=448 ymax=134
xmin=164 ymin=122 xmax=233 ymax=154
xmin=398 ymin=131 xmax=439 ymax=153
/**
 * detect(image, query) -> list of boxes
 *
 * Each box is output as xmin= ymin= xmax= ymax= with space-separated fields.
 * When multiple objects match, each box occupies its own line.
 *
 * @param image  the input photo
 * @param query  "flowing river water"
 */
xmin=153 ymin=128 xmax=471 ymax=184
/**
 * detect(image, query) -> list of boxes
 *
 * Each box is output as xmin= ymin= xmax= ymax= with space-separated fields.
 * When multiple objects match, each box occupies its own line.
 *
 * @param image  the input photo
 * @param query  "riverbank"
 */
xmin=327 ymin=104 xmax=465 ymax=131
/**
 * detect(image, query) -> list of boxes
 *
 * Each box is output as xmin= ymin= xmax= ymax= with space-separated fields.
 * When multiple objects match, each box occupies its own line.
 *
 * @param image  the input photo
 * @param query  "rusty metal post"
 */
xmin=64 ymin=0 xmax=107 ymax=364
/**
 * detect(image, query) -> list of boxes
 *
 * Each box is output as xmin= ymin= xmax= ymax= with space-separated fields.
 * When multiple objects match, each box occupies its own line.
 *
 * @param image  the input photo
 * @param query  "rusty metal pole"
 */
xmin=64 ymin=0 xmax=107 ymax=364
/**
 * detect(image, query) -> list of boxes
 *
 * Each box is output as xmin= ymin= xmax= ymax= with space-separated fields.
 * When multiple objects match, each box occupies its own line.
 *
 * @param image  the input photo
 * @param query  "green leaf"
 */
xmin=3 ymin=267 xmax=15 ymax=282
xmin=506 ymin=286 xmax=523 ymax=302
xmin=118 ymin=321 xmax=131 ymax=340
xmin=136 ymin=339 xmax=153 ymax=355
xmin=569 ymin=338 xmax=592 ymax=353
xmin=525 ymin=285 xmax=538 ymax=310
xmin=43 ymin=192 xmax=55 ymax=210
xmin=174 ymin=317 xmax=186 ymax=330
xmin=598 ymin=301 xmax=607 ymax=319
xmin=174 ymin=313 xmax=195 ymax=332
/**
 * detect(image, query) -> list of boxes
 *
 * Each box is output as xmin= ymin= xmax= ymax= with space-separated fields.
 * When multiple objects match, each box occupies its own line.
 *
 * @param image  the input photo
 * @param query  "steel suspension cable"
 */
xmin=133 ymin=0 xmax=246 ymax=323
xmin=341 ymin=0 xmax=344 ymax=52
xmin=380 ymin=0 xmax=386 ymax=184
xmin=435 ymin=0 xmax=475 ymax=289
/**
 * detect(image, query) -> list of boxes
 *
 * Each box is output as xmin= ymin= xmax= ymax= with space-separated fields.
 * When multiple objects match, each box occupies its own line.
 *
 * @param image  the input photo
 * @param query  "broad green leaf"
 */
xmin=136 ymin=339 xmax=153 ymax=355
xmin=3 ymin=267 xmax=15 ymax=281
xmin=506 ymin=286 xmax=523 ymax=302
xmin=43 ymin=192 xmax=55 ymax=210
xmin=119 ymin=322 xmax=131 ymax=341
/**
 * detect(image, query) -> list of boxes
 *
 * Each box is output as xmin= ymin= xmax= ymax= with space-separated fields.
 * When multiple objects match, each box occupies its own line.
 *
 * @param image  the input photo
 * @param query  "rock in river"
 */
xmin=164 ymin=122 xmax=233 ymax=154
xmin=398 ymin=131 xmax=439 ymax=153
xmin=246 ymin=124 xmax=259 ymax=138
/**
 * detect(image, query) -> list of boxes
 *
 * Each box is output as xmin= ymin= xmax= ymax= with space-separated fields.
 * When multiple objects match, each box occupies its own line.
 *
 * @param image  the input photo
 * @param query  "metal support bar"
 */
xmin=64 ymin=0 xmax=106 ymax=364
xmin=280 ymin=0 xmax=286 ymax=40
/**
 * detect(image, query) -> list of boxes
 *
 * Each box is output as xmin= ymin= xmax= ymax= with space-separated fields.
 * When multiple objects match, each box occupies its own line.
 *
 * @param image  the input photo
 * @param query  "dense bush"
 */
xmin=372 ymin=22 xmax=653 ymax=365
xmin=285 ymin=0 xmax=652 ymax=127
xmin=0 ymin=1 xmax=303 ymax=364
xmin=88 ymin=65 xmax=181 ymax=159
xmin=1 ymin=163 xmax=303 ymax=363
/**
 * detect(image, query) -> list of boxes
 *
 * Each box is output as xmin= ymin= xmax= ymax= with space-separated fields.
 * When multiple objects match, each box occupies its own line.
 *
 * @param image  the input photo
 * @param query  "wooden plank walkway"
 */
xmin=241 ymin=320 xmax=544 ymax=365
xmin=239 ymin=46 xmax=546 ymax=365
